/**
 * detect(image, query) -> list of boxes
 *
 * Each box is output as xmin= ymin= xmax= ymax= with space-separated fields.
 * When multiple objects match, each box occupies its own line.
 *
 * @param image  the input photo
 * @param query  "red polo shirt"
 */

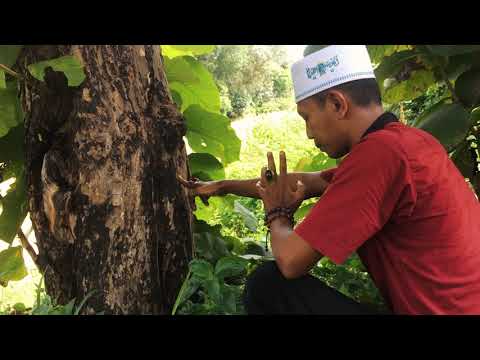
xmin=294 ymin=122 xmax=480 ymax=314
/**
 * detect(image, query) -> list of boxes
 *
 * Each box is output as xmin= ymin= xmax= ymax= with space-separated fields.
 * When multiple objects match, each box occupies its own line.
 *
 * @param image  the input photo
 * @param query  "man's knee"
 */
xmin=243 ymin=261 xmax=286 ymax=312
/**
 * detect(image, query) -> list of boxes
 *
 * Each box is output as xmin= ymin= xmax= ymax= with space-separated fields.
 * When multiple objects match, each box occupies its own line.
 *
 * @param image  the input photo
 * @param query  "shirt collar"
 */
xmin=361 ymin=112 xmax=399 ymax=139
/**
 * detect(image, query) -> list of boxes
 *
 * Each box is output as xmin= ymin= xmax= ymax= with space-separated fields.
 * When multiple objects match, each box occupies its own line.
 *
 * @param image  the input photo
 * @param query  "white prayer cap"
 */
xmin=291 ymin=45 xmax=376 ymax=103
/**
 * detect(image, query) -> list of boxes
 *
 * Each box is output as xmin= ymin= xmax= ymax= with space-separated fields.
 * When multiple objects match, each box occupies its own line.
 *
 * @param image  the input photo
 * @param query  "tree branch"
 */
xmin=16 ymin=228 xmax=39 ymax=264
xmin=0 ymin=63 xmax=20 ymax=78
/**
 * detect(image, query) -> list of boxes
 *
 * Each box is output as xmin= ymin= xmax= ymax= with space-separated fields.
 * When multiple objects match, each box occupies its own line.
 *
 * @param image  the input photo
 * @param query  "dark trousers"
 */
xmin=243 ymin=261 xmax=386 ymax=315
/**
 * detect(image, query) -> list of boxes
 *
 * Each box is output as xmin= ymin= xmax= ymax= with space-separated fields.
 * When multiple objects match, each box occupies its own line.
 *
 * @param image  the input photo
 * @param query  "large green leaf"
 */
xmin=374 ymin=50 xmax=418 ymax=91
xmin=214 ymin=256 xmax=248 ymax=280
xmin=193 ymin=192 xmax=236 ymax=222
xmin=367 ymin=45 xmax=411 ymax=64
xmin=188 ymin=153 xmax=225 ymax=181
xmin=455 ymin=69 xmax=480 ymax=108
xmin=427 ymin=45 xmax=480 ymax=57
xmin=161 ymin=45 xmax=215 ymax=59
xmin=444 ymin=51 xmax=480 ymax=81
xmin=204 ymin=278 xmax=221 ymax=304
xmin=472 ymin=106 xmax=480 ymax=124
xmin=28 ymin=56 xmax=86 ymax=87
xmin=233 ymin=200 xmax=257 ymax=232
xmin=0 ymin=123 xmax=25 ymax=196
xmin=220 ymin=285 xmax=237 ymax=314
xmin=193 ymin=218 xmax=231 ymax=264
xmin=190 ymin=259 xmax=214 ymax=280
xmin=451 ymin=140 xmax=476 ymax=179
xmin=0 ymin=246 xmax=28 ymax=286
xmin=383 ymin=70 xmax=436 ymax=103
xmin=294 ymin=202 xmax=315 ymax=222
xmin=0 ymin=172 xmax=27 ymax=244
xmin=0 ymin=46 xmax=22 ymax=67
xmin=415 ymin=102 xmax=472 ymax=152
xmin=165 ymin=56 xmax=220 ymax=113
xmin=0 ymin=81 xmax=23 ymax=138
xmin=0 ymin=123 xmax=24 ymax=170
xmin=294 ymin=153 xmax=336 ymax=172
xmin=184 ymin=105 xmax=241 ymax=165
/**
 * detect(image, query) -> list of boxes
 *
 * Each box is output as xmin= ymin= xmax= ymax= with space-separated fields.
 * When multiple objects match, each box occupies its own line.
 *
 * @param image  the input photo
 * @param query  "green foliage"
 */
xmin=188 ymin=153 xmax=225 ymax=181
xmin=161 ymin=45 xmax=215 ymax=59
xmin=0 ymin=72 xmax=5 ymax=89
xmin=311 ymin=254 xmax=387 ymax=311
xmin=0 ymin=45 xmax=22 ymax=90
xmin=165 ymin=56 xmax=221 ymax=113
xmin=0 ymin=175 xmax=27 ymax=244
xmin=173 ymin=219 xmax=253 ymax=315
xmin=455 ymin=69 xmax=480 ymax=108
xmin=0 ymin=46 xmax=22 ymax=67
xmin=367 ymin=45 xmax=412 ymax=64
xmin=427 ymin=45 xmax=480 ymax=57
xmin=371 ymin=45 xmax=480 ymax=195
xmin=383 ymin=70 xmax=436 ymax=103
xmin=199 ymin=46 xmax=294 ymax=118
xmin=30 ymin=276 xmax=99 ymax=315
xmin=0 ymin=80 xmax=23 ymax=138
xmin=28 ymin=55 xmax=86 ymax=87
xmin=233 ymin=200 xmax=258 ymax=232
xmin=184 ymin=105 xmax=241 ymax=165
xmin=0 ymin=246 xmax=28 ymax=286
xmin=415 ymin=102 xmax=472 ymax=152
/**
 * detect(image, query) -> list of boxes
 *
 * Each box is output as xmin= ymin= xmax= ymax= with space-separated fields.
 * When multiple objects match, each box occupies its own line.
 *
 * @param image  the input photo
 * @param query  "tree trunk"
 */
xmin=16 ymin=45 xmax=194 ymax=314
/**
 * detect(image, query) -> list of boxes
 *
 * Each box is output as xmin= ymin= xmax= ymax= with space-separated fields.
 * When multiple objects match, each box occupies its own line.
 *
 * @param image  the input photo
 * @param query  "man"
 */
xmin=178 ymin=45 xmax=480 ymax=315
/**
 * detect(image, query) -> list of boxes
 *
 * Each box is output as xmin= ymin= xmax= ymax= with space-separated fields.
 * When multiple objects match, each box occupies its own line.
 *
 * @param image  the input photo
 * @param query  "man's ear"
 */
xmin=326 ymin=90 xmax=348 ymax=118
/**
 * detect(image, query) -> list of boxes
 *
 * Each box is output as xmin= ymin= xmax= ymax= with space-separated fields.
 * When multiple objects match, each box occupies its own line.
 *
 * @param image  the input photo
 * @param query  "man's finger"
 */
xmin=279 ymin=151 xmax=287 ymax=179
xmin=200 ymin=195 xmax=210 ymax=206
xmin=267 ymin=152 xmax=277 ymax=177
xmin=177 ymin=174 xmax=191 ymax=187
xmin=256 ymin=181 xmax=265 ymax=196
xmin=261 ymin=166 xmax=268 ymax=186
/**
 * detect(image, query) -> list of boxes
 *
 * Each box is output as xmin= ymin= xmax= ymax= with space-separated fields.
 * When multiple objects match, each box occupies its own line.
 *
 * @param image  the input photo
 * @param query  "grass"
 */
xmin=227 ymin=109 xmax=320 ymax=180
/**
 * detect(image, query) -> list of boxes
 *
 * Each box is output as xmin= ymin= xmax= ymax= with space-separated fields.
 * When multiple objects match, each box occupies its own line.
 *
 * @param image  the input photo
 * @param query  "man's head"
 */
xmin=291 ymin=45 xmax=383 ymax=158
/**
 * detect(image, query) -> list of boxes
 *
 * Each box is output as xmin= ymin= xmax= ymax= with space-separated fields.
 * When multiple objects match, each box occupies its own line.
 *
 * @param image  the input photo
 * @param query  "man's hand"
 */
xmin=256 ymin=151 xmax=306 ymax=213
xmin=176 ymin=175 xmax=223 ymax=206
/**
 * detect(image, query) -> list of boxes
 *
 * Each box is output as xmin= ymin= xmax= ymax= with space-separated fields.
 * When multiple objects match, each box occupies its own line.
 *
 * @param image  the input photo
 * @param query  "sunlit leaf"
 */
xmin=165 ymin=56 xmax=220 ymax=113
xmin=28 ymin=56 xmax=86 ymax=87
xmin=0 ymin=246 xmax=27 ymax=286
xmin=161 ymin=45 xmax=215 ymax=59
xmin=184 ymin=105 xmax=241 ymax=165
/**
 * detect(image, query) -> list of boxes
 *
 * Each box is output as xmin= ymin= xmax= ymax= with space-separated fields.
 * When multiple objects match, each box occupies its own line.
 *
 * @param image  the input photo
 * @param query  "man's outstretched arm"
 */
xmin=178 ymin=168 xmax=336 ymax=202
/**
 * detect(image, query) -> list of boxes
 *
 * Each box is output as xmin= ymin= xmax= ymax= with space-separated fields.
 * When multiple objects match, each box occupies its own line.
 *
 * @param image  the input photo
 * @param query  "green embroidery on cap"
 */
xmin=296 ymin=71 xmax=374 ymax=102
xmin=305 ymin=55 xmax=340 ymax=80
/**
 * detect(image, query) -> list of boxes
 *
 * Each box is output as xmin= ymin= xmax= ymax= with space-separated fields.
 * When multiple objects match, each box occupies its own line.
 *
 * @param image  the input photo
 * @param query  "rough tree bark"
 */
xmin=15 ymin=45 xmax=195 ymax=314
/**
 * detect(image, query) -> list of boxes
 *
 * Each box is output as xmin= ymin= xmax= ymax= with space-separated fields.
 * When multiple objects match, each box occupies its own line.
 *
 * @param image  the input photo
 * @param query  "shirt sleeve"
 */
xmin=294 ymin=137 xmax=412 ymax=265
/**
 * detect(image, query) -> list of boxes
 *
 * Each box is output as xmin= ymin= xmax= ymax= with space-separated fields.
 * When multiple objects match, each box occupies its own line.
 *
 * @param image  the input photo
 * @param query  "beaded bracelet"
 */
xmin=263 ymin=207 xmax=296 ymax=251
xmin=264 ymin=207 xmax=294 ymax=227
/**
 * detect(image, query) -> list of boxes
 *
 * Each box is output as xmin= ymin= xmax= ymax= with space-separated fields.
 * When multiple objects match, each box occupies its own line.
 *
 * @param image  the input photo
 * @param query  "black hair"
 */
xmin=313 ymin=78 xmax=382 ymax=108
